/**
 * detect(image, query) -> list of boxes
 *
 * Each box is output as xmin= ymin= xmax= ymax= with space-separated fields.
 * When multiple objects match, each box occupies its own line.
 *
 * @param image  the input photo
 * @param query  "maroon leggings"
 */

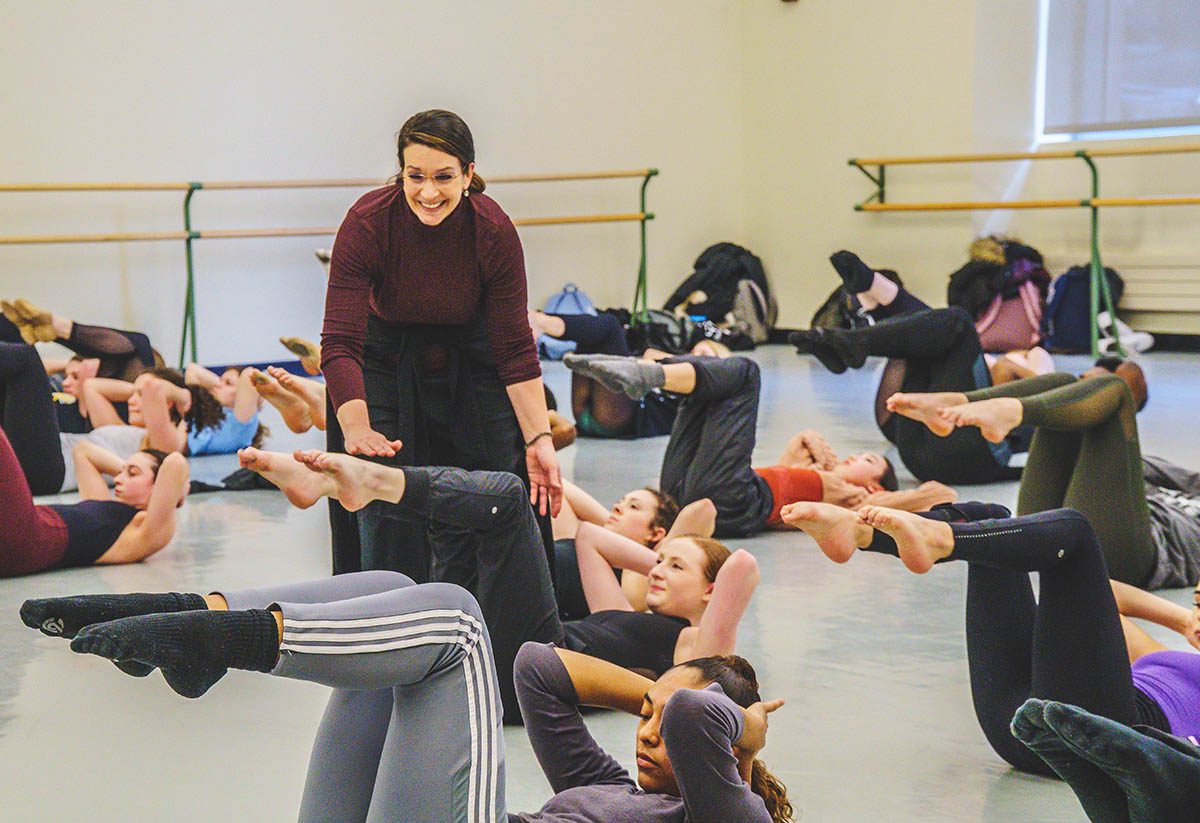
xmin=0 ymin=426 xmax=68 ymax=576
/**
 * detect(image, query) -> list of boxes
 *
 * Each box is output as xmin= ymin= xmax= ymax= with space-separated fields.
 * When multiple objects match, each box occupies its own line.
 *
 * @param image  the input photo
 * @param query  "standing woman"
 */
xmin=321 ymin=109 xmax=562 ymax=580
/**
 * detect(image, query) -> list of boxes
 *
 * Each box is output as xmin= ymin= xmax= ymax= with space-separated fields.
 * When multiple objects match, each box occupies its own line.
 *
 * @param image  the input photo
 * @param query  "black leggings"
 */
xmin=554 ymin=312 xmax=637 ymax=435
xmin=966 ymin=372 xmax=1157 ymax=586
xmin=659 ymin=355 xmax=771 ymax=537
xmin=0 ymin=343 xmax=64 ymax=495
xmin=840 ymin=304 xmax=1022 ymax=484
xmin=0 ymin=315 xmax=155 ymax=383
xmin=863 ymin=504 xmax=1168 ymax=775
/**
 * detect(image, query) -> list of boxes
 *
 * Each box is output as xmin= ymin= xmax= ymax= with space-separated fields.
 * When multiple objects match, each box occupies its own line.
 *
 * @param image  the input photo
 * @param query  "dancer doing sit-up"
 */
xmin=0 ymin=419 xmax=188 ymax=576
xmin=23 ymin=578 xmax=790 ymax=822
xmin=565 ymin=352 xmax=955 ymax=538
xmin=782 ymin=499 xmax=1197 ymax=820
xmin=1 ymin=298 xmax=160 ymax=382
xmin=788 ymin=251 xmax=1146 ymax=485
xmin=897 ymin=372 xmax=1197 ymax=588
xmin=234 ymin=447 xmax=759 ymax=721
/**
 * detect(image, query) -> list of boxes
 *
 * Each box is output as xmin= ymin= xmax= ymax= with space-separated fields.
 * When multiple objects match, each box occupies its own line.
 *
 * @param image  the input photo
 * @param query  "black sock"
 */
xmin=829 ymin=250 xmax=876 ymax=294
xmin=71 ymin=609 xmax=280 ymax=698
xmin=21 ymin=592 xmax=208 ymax=639
xmin=789 ymin=328 xmax=868 ymax=373
xmin=1011 ymin=700 xmax=1131 ymax=823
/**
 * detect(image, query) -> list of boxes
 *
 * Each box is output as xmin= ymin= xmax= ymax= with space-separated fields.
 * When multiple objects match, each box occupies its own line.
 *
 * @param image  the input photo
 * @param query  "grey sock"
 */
xmin=563 ymin=353 xmax=666 ymax=400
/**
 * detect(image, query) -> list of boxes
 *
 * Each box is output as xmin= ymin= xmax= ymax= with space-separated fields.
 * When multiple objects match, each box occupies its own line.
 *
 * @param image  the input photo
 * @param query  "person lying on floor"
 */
xmin=0 ymin=422 xmax=188 ymax=577
xmin=788 ymin=251 xmax=1147 ymax=486
xmin=0 ymin=341 xmax=216 ymax=495
xmin=894 ymin=372 xmax=1198 ymax=589
xmin=564 ymin=352 xmax=955 ymax=539
xmin=782 ymin=498 xmax=1198 ymax=819
xmin=23 ymin=578 xmax=791 ymax=822
xmin=0 ymin=298 xmax=161 ymax=383
xmin=234 ymin=447 xmax=760 ymax=722
xmin=529 ymin=309 xmax=728 ymax=439
xmin=86 ymin=368 xmax=265 ymax=457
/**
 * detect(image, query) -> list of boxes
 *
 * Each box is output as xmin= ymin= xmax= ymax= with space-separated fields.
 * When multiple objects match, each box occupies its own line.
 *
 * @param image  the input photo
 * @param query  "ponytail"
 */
xmin=468 ymin=173 xmax=486 ymax=194
xmin=677 ymin=655 xmax=795 ymax=822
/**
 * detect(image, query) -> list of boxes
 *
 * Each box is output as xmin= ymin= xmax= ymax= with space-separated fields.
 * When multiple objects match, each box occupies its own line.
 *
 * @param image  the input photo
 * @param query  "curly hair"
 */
xmin=147 ymin=367 xmax=224 ymax=434
xmin=641 ymin=487 xmax=681 ymax=538
xmin=676 ymin=655 xmax=794 ymax=822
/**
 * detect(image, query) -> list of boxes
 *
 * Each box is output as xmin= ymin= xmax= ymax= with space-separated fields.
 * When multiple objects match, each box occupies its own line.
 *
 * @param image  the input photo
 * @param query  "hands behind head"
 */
xmin=735 ymin=698 xmax=785 ymax=758
xmin=817 ymin=471 xmax=867 ymax=508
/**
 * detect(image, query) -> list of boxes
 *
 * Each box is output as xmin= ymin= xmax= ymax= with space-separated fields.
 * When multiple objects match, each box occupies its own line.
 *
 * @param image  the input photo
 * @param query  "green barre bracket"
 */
xmin=1076 ymin=151 xmax=1125 ymax=358
xmin=631 ymin=169 xmax=659 ymax=325
xmin=179 ymin=183 xmax=202 ymax=367
xmin=848 ymin=159 xmax=885 ymax=209
xmin=848 ymin=152 xmax=1128 ymax=358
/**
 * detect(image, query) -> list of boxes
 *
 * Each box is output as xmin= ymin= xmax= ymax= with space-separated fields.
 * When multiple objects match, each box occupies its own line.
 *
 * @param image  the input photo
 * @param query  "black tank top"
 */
xmin=562 ymin=610 xmax=689 ymax=677
xmin=46 ymin=500 xmax=139 ymax=568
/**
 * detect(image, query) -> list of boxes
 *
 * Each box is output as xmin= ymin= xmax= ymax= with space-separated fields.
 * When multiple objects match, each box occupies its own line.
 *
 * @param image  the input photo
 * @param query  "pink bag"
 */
xmin=974 ymin=279 xmax=1043 ymax=352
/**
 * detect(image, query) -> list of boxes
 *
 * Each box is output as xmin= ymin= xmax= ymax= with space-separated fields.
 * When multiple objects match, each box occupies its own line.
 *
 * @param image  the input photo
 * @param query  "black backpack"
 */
xmin=663 ymin=243 xmax=773 ymax=324
xmin=1041 ymin=264 xmax=1125 ymax=353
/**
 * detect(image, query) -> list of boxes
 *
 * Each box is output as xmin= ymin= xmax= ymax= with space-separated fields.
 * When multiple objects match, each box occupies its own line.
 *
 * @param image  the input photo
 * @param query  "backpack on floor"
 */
xmin=948 ymin=238 xmax=1051 ymax=353
xmin=544 ymin=283 xmax=597 ymax=316
xmin=663 ymin=243 xmax=776 ymax=330
xmin=730 ymin=278 xmax=778 ymax=344
xmin=1042 ymin=265 xmax=1126 ymax=353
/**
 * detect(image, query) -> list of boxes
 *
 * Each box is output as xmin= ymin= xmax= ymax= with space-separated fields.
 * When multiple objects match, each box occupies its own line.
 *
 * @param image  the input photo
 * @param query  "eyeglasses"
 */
xmin=403 ymin=171 xmax=461 ymax=187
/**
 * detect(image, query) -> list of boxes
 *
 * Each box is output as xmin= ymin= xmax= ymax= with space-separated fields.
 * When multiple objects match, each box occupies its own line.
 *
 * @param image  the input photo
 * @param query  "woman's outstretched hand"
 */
xmin=343 ymin=425 xmax=403 ymax=458
xmin=526 ymin=436 xmax=563 ymax=516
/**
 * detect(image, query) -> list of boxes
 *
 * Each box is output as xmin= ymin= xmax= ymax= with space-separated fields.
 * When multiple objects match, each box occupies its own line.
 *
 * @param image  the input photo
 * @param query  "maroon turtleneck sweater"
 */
xmin=320 ymin=186 xmax=541 ymax=410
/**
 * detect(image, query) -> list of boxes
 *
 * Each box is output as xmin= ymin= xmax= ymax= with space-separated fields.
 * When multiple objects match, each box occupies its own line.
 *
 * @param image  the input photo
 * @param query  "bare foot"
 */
xmin=780 ymin=502 xmax=873 ymax=563
xmin=238 ymin=447 xmax=331 ymax=508
xmin=268 ymin=366 xmax=326 ymax=430
xmin=939 ymin=397 xmax=1023 ymax=443
xmin=292 ymin=450 xmax=401 ymax=512
xmin=857 ymin=505 xmax=954 ymax=574
xmin=249 ymin=368 xmax=313 ymax=433
xmin=279 ymin=336 xmax=322 ymax=376
xmin=886 ymin=392 xmax=966 ymax=437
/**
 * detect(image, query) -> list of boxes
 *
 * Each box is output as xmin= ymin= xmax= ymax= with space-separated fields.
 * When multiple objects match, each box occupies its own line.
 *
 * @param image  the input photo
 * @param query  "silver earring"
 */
xmin=463 ymin=188 xmax=470 ymax=198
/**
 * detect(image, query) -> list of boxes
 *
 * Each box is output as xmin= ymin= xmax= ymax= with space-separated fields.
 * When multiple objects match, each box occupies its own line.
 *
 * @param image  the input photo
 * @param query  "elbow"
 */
xmin=722 ymin=549 xmax=760 ymax=587
xmin=693 ymin=497 xmax=718 ymax=523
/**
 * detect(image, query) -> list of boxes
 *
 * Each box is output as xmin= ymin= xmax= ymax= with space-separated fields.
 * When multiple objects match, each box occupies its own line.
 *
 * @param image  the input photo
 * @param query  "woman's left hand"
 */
xmin=526 ymin=436 xmax=563 ymax=517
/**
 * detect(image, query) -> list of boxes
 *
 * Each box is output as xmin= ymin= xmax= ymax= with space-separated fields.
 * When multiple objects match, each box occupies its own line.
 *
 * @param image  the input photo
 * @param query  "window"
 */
xmin=1040 ymin=0 xmax=1200 ymax=140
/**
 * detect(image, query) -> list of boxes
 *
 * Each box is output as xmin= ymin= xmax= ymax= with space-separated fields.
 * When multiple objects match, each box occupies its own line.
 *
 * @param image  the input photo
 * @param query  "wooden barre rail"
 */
xmin=850 ymin=144 xmax=1200 ymax=167
xmin=0 ymin=213 xmax=653 ymax=245
xmin=0 ymin=170 xmax=657 ymax=193
xmin=858 ymin=195 xmax=1200 ymax=212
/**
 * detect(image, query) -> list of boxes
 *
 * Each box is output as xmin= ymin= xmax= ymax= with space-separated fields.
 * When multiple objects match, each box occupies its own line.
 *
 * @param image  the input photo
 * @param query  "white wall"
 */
xmin=3 ymin=0 xmax=1198 ymax=365
xmin=741 ymin=0 xmax=1200 ymax=333
xmin=0 ymin=0 xmax=746 ymax=363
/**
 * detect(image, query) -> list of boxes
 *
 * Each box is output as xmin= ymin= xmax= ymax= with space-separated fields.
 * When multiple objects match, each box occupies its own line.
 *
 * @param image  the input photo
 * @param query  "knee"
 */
xmin=356 ymin=570 xmax=415 ymax=589
xmin=731 ymin=357 xmax=761 ymax=391
xmin=482 ymin=471 xmax=530 ymax=519
xmin=948 ymin=306 xmax=974 ymax=327
xmin=425 ymin=582 xmax=486 ymax=625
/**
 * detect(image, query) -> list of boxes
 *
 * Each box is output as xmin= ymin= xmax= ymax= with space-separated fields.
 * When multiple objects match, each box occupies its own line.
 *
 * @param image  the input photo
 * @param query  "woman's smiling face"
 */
xmin=401 ymin=143 xmax=473 ymax=226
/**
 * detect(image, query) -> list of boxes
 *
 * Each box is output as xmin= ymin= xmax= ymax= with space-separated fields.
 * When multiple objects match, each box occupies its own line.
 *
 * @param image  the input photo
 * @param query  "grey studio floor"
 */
xmin=3 ymin=346 xmax=1198 ymax=823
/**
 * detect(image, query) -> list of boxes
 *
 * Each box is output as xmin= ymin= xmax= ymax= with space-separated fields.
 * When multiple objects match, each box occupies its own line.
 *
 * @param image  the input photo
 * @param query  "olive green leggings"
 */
xmin=966 ymin=373 xmax=1155 ymax=586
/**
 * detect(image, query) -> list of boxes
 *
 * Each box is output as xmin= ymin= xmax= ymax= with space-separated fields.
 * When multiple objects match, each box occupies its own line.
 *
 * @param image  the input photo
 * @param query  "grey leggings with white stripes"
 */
xmin=219 ymin=572 xmax=506 ymax=823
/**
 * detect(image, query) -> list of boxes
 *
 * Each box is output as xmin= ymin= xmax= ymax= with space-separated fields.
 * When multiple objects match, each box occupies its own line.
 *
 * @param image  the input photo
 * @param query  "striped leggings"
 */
xmin=220 ymin=571 xmax=506 ymax=823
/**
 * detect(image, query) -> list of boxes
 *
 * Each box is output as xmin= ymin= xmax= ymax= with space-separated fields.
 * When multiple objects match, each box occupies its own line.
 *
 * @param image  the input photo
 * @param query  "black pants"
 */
xmin=863 ymin=504 xmax=1169 ymax=775
xmin=848 ymin=304 xmax=1021 ymax=484
xmin=0 ymin=343 xmax=63 ymax=495
xmin=659 ymin=355 xmax=771 ymax=537
xmin=384 ymin=465 xmax=564 ymax=722
xmin=555 ymin=312 xmax=637 ymax=436
xmin=333 ymin=317 xmax=553 ymax=585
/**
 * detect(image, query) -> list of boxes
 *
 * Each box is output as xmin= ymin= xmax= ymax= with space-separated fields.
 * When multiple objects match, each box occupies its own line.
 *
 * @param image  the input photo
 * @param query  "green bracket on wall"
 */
xmin=631 ymin=168 xmax=659 ymax=324
xmin=179 ymin=183 xmax=203 ymax=367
